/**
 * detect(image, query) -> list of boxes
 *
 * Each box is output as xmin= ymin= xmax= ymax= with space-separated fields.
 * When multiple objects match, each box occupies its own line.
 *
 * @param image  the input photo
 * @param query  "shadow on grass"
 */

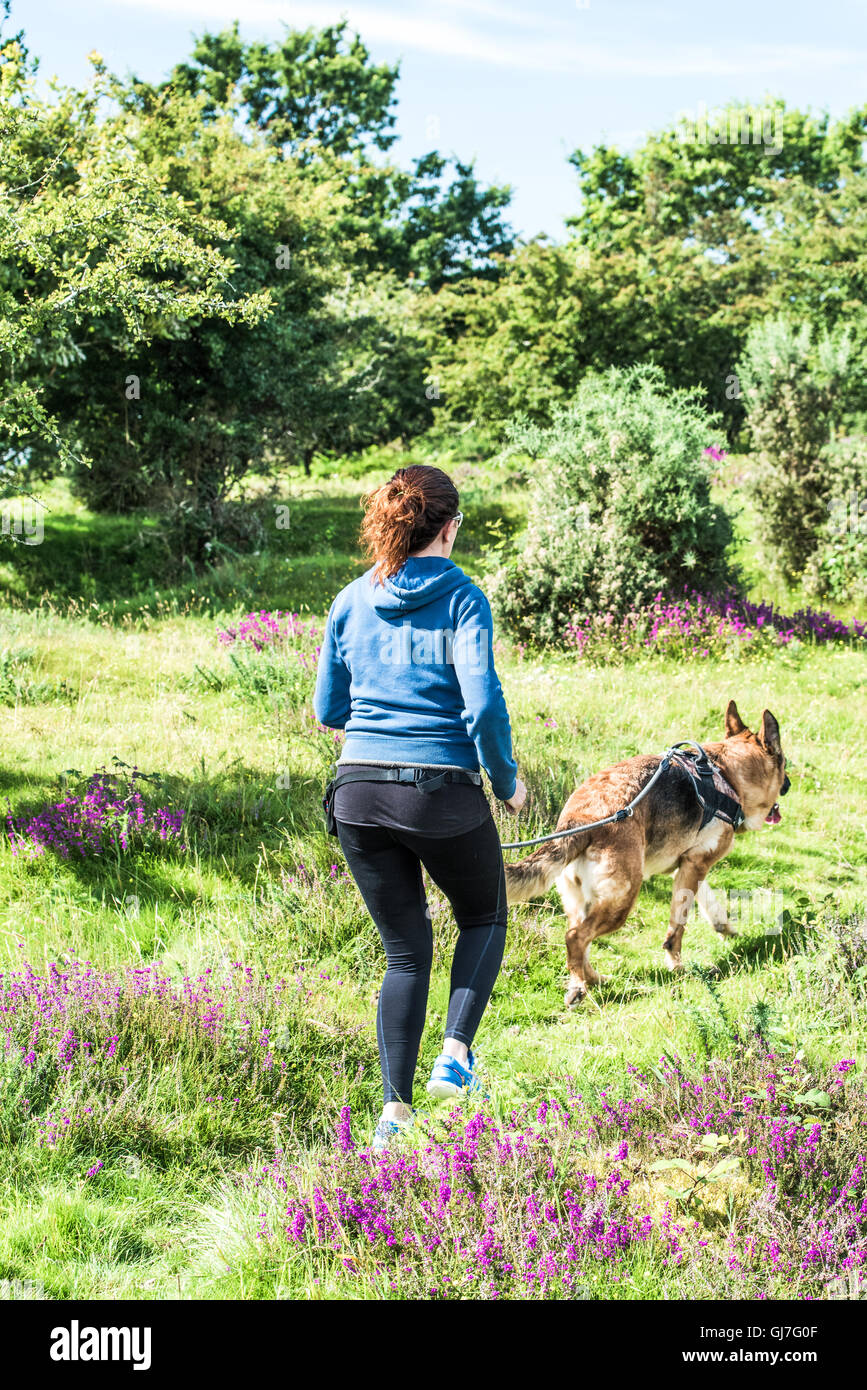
xmin=2 ymin=764 xmax=331 ymax=901
xmin=1 ymin=492 xmax=524 ymax=616
xmin=0 ymin=510 xmax=173 ymax=606
xmin=0 ymin=767 xmax=54 ymax=795
xmin=585 ymin=916 xmax=816 ymax=1010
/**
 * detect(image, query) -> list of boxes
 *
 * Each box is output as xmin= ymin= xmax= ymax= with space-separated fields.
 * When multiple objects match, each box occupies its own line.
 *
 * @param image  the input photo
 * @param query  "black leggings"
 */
xmin=336 ymin=814 xmax=507 ymax=1105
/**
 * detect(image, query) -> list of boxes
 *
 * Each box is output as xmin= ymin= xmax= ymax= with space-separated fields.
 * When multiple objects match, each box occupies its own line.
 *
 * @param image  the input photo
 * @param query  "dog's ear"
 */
xmin=759 ymin=709 xmax=782 ymax=756
xmin=725 ymin=700 xmax=746 ymax=738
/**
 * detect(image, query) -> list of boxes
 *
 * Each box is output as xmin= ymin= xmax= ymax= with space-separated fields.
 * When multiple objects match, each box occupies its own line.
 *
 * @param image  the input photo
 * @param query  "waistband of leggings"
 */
xmin=336 ymin=758 xmax=481 ymax=775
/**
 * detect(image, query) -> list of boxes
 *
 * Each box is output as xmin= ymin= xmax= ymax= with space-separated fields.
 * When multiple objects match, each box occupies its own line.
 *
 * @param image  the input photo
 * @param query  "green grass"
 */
xmin=0 ymin=463 xmax=865 ymax=1300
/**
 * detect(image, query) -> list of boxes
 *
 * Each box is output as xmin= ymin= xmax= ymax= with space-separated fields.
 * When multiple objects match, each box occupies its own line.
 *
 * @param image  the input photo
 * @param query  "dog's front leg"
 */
xmin=696 ymin=878 xmax=736 ymax=937
xmin=663 ymin=862 xmax=702 ymax=970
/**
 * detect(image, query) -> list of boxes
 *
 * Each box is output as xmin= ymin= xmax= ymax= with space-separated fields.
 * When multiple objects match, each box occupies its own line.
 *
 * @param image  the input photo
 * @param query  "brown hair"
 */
xmin=360 ymin=465 xmax=460 ymax=584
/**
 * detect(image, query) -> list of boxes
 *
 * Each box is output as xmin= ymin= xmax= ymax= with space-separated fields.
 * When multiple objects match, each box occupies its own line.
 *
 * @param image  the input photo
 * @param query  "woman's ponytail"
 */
xmin=361 ymin=465 xmax=460 ymax=584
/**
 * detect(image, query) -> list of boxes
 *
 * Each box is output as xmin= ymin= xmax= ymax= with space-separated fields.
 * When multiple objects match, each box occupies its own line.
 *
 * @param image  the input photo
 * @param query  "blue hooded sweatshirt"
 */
xmin=312 ymin=556 xmax=518 ymax=800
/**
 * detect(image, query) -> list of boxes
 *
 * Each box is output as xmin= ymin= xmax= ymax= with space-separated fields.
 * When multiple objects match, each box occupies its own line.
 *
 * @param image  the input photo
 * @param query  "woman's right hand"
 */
xmin=503 ymin=778 xmax=527 ymax=814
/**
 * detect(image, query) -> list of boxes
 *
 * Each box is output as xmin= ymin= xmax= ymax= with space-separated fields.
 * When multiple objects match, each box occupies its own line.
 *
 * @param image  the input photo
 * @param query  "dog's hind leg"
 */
xmin=559 ymin=849 xmax=641 ymax=1008
xmin=557 ymin=864 xmax=591 ymax=1006
xmin=696 ymin=878 xmax=736 ymax=937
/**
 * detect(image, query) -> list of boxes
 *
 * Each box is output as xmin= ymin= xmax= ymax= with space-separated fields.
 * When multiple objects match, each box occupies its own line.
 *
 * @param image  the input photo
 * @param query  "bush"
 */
xmin=488 ymin=365 xmax=734 ymax=644
xmin=5 ymin=766 xmax=186 ymax=860
xmin=563 ymin=587 xmax=865 ymax=664
xmin=803 ymin=435 xmax=867 ymax=606
xmin=736 ymin=316 xmax=855 ymax=581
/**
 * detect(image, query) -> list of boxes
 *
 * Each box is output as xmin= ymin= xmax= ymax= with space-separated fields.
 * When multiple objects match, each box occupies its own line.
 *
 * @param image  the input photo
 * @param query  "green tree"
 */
xmin=736 ymin=316 xmax=857 ymax=580
xmin=424 ymin=239 xmax=594 ymax=426
xmin=6 ymin=47 xmax=432 ymax=554
xmin=41 ymin=82 xmax=356 ymax=528
xmin=150 ymin=21 xmax=513 ymax=291
xmin=0 ymin=24 xmax=268 ymax=495
xmin=569 ymin=102 xmax=867 ymax=249
xmin=432 ymin=101 xmax=867 ymax=444
xmin=165 ymin=20 xmax=400 ymax=160
xmin=760 ymin=163 xmax=867 ymax=336
xmin=563 ymin=101 xmax=867 ymax=434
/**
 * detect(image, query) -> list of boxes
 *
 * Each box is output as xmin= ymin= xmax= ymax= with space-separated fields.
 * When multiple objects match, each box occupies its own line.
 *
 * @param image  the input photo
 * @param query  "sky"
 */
xmin=10 ymin=0 xmax=867 ymax=241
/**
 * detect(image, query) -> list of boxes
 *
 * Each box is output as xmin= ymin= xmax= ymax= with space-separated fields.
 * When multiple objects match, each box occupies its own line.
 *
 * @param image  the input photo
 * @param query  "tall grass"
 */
xmin=0 ymin=467 xmax=864 ymax=1300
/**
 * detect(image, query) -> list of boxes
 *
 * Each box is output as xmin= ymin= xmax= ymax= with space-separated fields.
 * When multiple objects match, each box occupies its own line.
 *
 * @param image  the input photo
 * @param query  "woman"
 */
xmin=313 ymin=464 xmax=527 ymax=1150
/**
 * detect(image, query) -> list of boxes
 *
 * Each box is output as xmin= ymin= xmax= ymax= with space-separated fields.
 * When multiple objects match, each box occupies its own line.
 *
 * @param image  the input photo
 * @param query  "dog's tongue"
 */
xmin=765 ymin=804 xmax=781 ymax=825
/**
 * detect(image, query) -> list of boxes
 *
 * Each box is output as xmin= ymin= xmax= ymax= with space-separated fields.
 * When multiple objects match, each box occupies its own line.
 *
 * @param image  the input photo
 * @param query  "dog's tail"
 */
xmin=504 ymin=826 xmax=588 ymax=903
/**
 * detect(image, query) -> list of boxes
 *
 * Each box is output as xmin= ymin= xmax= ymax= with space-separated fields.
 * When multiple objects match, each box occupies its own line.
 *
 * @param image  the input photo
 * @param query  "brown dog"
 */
xmin=505 ymin=702 xmax=789 ymax=1006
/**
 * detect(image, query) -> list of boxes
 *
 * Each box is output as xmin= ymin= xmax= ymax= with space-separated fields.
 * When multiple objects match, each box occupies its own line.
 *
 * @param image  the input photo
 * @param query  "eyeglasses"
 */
xmin=452 ymin=511 xmax=464 ymax=529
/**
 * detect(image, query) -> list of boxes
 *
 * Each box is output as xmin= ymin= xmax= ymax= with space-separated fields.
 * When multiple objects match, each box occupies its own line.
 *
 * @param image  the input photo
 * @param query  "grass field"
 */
xmin=1 ymin=461 xmax=865 ymax=1301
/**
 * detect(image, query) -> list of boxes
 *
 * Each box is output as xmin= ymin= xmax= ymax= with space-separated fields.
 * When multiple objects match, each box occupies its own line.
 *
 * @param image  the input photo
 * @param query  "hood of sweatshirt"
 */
xmin=363 ymin=557 xmax=472 ymax=615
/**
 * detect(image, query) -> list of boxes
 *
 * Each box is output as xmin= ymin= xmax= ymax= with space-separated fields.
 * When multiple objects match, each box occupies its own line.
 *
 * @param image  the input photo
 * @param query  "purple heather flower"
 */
xmin=337 ymin=1105 xmax=355 ymax=1154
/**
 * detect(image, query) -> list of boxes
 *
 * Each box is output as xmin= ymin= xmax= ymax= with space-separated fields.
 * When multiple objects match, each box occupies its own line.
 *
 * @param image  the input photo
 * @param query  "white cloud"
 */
xmin=107 ymin=0 xmax=867 ymax=77
xmin=597 ymin=127 xmax=648 ymax=150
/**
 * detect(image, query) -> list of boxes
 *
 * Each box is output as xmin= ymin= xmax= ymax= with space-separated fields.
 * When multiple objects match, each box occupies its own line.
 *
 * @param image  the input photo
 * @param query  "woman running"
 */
xmin=313 ymin=464 xmax=526 ymax=1149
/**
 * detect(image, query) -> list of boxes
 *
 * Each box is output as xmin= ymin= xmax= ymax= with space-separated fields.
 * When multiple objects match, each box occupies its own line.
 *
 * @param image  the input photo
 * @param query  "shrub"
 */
xmin=736 ymin=316 xmax=855 ymax=581
xmin=488 ymin=366 xmax=734 ymax=644
xmin=803 ymin=435 xmax=867 ymax=606
xmin=0 ymin=956 xmax=377 ymax=1156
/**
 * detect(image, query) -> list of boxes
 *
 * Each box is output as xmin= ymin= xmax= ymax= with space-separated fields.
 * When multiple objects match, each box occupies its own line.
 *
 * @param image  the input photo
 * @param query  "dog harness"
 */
xmin=667 ymin=747 xmax=745 ymax=831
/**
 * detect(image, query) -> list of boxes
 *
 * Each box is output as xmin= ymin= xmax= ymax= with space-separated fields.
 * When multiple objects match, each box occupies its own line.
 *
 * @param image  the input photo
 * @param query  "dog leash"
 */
xmin=499 ymin=741 xmax=741 ymax=851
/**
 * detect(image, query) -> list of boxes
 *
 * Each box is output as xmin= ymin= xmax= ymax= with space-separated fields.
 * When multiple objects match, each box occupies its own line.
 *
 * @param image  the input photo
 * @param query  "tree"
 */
xmin=48 ymin=81 xmax=432 ymax=549
xmin=430 ymin=101 xmax=867 ymax=443
xmin=424 ymin=239 xmax=594 ymax=426
xmin=165 ymin=20 xmax=400 ymax=161
xmin=2 ymin=33 xmax=435 ymax=554
xmin=147 ymin=21 xmax=514 ymax=291
xmin=736 ymin=316 xmax=857 ymax=580
xmin=563 ymin=102 xmax=867 ymax=435
xmin=0 ymin=18 xmax=268 ymax=492
xmin=569 ymin=101 xmax=867 ymax=250
xmin=41 ymin=83 xmax=351 ymax=521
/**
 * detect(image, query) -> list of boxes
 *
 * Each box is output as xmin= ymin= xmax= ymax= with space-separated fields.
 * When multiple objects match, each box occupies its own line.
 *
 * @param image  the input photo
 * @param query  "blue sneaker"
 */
xmin=371 ymin=1111 xmax=416 ymax=1153
xmin=426 ymin=1050 xmax=489 ymax=1100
